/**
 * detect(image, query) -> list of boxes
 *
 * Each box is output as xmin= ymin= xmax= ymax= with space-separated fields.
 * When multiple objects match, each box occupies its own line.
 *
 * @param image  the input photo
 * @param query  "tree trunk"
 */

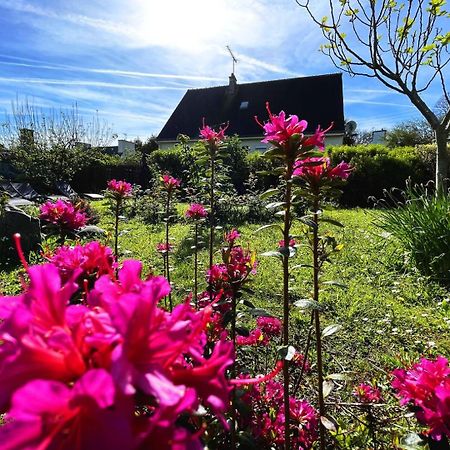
xmin=435 ymin=127 xmax=449 ymax=192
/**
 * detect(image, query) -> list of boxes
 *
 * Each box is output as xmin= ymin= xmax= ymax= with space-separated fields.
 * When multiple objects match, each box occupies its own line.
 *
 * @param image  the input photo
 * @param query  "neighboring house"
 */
xmin=103 ymin=139 xmax=136 ymax=157
xmin=157 ymin=73 xmax=345 ymax=150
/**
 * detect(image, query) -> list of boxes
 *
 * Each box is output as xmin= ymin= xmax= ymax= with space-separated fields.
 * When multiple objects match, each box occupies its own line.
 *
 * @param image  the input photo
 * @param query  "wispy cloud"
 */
xmin=0 ymin=58 xmax=225 ymax=82
xmin=0 ymin=76 xmax=191 ymax=91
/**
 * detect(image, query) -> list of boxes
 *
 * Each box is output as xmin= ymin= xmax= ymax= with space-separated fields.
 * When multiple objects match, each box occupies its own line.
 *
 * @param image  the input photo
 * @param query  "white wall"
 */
xmin=158 ymin=134 xmax=344 ymax=151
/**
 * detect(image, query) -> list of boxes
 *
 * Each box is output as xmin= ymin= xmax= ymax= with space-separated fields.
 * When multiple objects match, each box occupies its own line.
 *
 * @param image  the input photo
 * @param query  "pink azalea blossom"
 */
xmin=40 ymin=199 xmax=87 ymax=230
xmin=199 ymin=119 xmax=228 ymax=147
xmin=278 ymin=238 xmax=296 ymax=248
xmin=392 ymin=356 xmax=450 ymax=440
xmin=156 ymin=242 xmax=173 ymax=253
xmin=293 ymin=157 xmax=352 ymax=183
xmin=225 ymin=228 xmax=241 ymax=244
xmin=0 ymin=256 xmax=235 ymax=447
xmin=255 ymin=102 xmax=308 ymax=147
xmin=48 ymin=241 xmax=114 ymax=282
xmin=256 ymin=316 xmax=282 ymax=338
xmin=185 ymin=203 xmax=208 ymax=220
xmin=107 ymin=179 xmax=133 ymax=198
xmin=303 ymin=123 xmax=334 ymax=150
xmin=0 ymin=369 xmax=134 ymax=450
xmin=236 ymin=328 xmax=268 ymax=346
xmin=162 ymin=174 xmax=181 ymax=191
xmin=353 ymin=383 xmax=382 ymax=403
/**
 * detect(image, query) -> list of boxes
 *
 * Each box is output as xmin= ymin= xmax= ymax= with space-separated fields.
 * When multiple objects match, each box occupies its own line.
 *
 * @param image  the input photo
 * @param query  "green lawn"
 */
xmin=1 ymin=203 xmax=449 ymax=389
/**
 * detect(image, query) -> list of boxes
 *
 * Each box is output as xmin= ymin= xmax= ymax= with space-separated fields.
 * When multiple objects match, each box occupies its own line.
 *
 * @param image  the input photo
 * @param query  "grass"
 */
xmin=1 ymin=202 xmax=449 ymax=392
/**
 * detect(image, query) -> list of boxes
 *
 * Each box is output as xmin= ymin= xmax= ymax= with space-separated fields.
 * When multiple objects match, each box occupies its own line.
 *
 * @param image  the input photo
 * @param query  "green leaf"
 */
xmin=254 ymin=223 xmax=282 ymax=233
xmin=398 ymin=433 xmax=427 ymax=449
xmin=266 ymin=201 xmax=285 ymax=210
xmin=320 ymin=416 xmax=337 ymax=433
xmin=278 ymin=345 xmax=296 ymax=361
xmin=320 ymin=218 xmax=344 ymax=228
xmin=260 ymin=188 xmax=279 ymax=200
xmin=249 ymin=308 xmax=273 ymax=318
xmin=322 ymin=324 xmax=342 ymax=338
xmin=323 ymin=380 xmax=334 ymax=398
xmin=293 ymin=299 xmax=322 ymax=310
xmin=261 ymin=251 xmax=283 ymax=258
xmin=321 ymin=280 xmax=348 ymax=289
xmin=326 ymin=373 xmax=349 ymax=381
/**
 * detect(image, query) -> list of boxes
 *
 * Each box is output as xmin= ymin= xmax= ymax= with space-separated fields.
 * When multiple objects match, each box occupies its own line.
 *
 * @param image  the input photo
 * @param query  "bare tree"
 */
xmin=296 ymin=0 xmax=450 ymax=188
xmin=0 ymin=99 xmax=117 ymax=185
xmin=0 ymin=98 xmax=115 ymax=149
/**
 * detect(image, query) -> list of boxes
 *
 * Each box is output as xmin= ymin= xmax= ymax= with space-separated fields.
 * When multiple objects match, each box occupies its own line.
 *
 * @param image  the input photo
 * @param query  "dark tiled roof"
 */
xmin=158 ymin=73 xmax=344 ymax=140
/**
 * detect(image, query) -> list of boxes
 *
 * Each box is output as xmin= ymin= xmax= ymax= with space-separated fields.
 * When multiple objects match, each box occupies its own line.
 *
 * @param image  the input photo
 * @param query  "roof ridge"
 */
xmin=186 ymin=73 xmax=342 ymax=92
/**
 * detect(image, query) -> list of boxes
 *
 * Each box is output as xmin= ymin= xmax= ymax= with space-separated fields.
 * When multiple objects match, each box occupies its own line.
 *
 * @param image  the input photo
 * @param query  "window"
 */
xmin=240 ymin=101 xmax=249 ymax=110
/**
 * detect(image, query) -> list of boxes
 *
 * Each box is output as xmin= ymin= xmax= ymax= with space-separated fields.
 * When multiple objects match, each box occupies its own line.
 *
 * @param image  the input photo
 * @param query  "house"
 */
xmin=102 ymin=139 xmax=136 ymax=157
xmin=157 ymin=73 xmax=345 ymax=150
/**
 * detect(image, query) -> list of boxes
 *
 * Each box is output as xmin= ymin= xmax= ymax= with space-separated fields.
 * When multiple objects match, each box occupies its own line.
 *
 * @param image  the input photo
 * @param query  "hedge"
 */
xmin=328 ymin=144 xmax=437 ymax=206
xmin=71 ymin=143 xmax=445 ymax=206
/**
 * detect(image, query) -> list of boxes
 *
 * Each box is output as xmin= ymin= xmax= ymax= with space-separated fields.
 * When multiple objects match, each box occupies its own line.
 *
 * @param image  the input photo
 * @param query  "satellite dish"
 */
xmin=345 ymin=120 xmax=357 ymax=134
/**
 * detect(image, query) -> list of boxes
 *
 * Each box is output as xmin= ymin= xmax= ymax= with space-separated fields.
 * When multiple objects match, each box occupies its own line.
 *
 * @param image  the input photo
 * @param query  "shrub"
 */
xmin=376 ymin=182 xmax=450 ymax=285
xmin=328 ymin=144 xmax=436 ymax=206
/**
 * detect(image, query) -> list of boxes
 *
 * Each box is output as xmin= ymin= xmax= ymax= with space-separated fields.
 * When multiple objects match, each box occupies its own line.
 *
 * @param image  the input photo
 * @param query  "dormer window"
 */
xmin=240 ymin=101 xmax=249 ymax=110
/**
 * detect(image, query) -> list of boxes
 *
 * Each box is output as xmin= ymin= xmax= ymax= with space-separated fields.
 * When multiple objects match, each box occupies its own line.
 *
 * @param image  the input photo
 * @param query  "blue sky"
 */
xmin=0 ymin=0 xmax=444 ymax=142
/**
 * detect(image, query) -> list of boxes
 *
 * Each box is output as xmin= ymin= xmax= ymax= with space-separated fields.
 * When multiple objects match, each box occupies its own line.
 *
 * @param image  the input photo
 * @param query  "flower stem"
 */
xmin=194 ymin=222 xmax=198 ymax=308
xmin=208 ymin=149 xmax=215 ymax=301
xmin=165 ymin=191 xmax=172 ymax=311
xmin=313 ymin=194 xmax=326 ymax=450
xmin=282 ymin=167 xmax=293 ymax=450
xmin=114 ymin=199 xmax=120 ymax=261
xmin=230 ymin=287 xmax=237 ymax=450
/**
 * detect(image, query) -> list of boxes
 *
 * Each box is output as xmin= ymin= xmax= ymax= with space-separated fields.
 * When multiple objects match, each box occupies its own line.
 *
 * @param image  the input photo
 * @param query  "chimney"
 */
xmin=227 ymin=73 xmax=237 ymax=96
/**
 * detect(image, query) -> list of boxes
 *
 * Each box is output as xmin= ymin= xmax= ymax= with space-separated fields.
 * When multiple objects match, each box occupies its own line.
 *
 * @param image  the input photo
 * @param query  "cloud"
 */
xmin=0 ymin=76 xmax=191 ymax=91
xmin=0 ymin=57 xmax=225 ymax=82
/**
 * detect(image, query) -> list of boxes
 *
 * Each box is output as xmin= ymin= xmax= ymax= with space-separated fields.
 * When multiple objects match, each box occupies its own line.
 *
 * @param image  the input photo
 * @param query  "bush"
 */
xmin=329 ymin=144 xmax=436 ymax=206
xmin=376 ymin=182 xmax=450 ymax=285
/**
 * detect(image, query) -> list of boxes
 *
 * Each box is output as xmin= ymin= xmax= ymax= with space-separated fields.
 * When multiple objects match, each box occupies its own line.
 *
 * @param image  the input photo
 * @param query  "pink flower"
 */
xmin=162 ymin=174 xmax=181 ymax=191
xmin=40 ymin=199 xmax=87 ymax=231
xmin=236 ymin=328 xmax=268 ymax=346
xmin=225 ymin=228 xmax=240 ymax=244
xmin=185 ymin=203 xmax=208 ymax=220
xmin=392 ymin=356 xmax=450 ymax=440
xmin=292 ymin=352 xmax=311 ymax=372
xmin=156 ymin=242 xmax=173 ymax=253
xmin=282 ymin=398 xmax=319 ymax=449
xmin=256 ymin=316 xmax=282 ymax=338
xmin=199 ymin=119 xmax=228 ymax=147
xmin=0 ymin=257 xmax=235 ymax=447
xmin=354 ymin=383 xmax=382 ymax=403
xmin=107 ymin=179 xmax=133 ymax=198
xmin=293 ymin=157 xmax=351 ymax=184
xmin=49 ymin=241 xmax=114 ymax=282
xmin=0 ymin=369 xmax=134 ymax=450
xmin=255 ymin=102 xmax=308 ymax=148
xmin=303 ymin=123 xmax=334 ymax=150
xmin=278 ymin=238 xmax=296 ymax=248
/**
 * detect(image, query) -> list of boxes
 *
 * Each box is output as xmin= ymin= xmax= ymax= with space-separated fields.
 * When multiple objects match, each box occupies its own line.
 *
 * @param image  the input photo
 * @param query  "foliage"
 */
xmin=298 ymin=0 xmax=450 ymax=185
xmin=386 ymin=119 xmax=435 ymax=147
xmin=376 ymin=182 xmax=450 ymax=285
xmin=329 ymin=144 xmax=436 ymax=206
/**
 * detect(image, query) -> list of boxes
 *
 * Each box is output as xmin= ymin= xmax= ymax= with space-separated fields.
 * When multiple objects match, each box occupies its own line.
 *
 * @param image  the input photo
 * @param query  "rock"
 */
xmin=0 ymin=209 xmax=41 ymax=252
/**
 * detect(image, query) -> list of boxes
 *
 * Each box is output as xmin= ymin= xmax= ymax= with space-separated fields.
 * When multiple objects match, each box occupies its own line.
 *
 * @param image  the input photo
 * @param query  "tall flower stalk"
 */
xmin=293 ymin=156 xmax=351 ymax=449
xmin=185 ymin=203 xmax=208 ymax=306
xmin=161 ymin=174 xmax=181 ymax=311
xmin=106 ymin=179 xmax=133 ymax=262
xmin=256 ymin=103 xmax=310 ymax=450
xmin=198 ymin=120 xmax=228 ymax=282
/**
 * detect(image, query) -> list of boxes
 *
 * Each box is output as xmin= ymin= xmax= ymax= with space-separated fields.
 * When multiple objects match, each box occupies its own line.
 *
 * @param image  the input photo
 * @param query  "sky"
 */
xmin=0 ymin=0 xmax=445 ymax=143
